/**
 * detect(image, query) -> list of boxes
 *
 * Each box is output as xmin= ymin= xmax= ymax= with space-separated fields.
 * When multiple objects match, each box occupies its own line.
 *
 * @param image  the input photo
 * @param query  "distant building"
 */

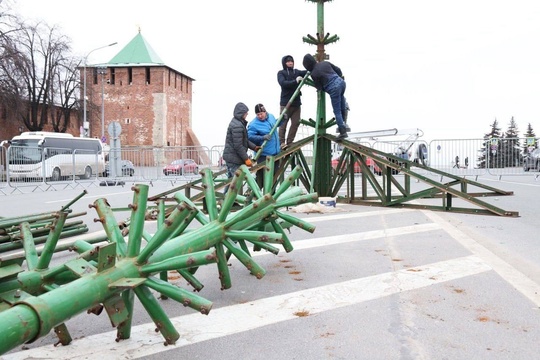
xmin=83 ymin=30 xmax=202 ymax=148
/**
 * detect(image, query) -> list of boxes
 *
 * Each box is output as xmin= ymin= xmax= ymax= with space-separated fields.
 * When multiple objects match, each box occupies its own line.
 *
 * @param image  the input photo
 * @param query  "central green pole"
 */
xmin=303 ymin=0 xmax=340 ymax=196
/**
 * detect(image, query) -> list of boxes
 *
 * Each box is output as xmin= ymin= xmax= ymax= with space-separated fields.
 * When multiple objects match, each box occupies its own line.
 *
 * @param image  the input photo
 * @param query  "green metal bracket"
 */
xmin=97 ymin=242 xmax=117 ymax=272
xmin=103 ymin=294 xmax=130 ymax=327
xmin=65 ymin=258 xmax=97 ymax=277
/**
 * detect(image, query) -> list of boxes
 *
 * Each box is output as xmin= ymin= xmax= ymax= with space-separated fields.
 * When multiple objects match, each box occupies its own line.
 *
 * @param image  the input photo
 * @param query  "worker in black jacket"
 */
xmin=303 ymin=53 xmax=350 ymax=141
xmin=222 ymin=102 xmax=258 ymax=193
xmin=277 ymin=55 xmax=307 ymax=148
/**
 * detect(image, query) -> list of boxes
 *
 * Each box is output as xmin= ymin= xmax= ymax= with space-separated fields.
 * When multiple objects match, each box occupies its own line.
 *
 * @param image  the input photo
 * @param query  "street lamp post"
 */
xmin=83 ymin=42 xmax=117 ymax=138
xmin=97 ymin=66 xmax=107 ymax=141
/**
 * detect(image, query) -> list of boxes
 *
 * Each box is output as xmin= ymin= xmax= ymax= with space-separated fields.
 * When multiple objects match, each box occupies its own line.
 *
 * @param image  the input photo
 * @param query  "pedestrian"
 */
xmin=222 ymin=102 xmax=259 ymax=194
xmin=302 ymin=53 xmax=350 ymax=140
xmin=277 ymin=55 xmax=308 ymax=149
xmin=453 ymin=155 xmax=460 ymax=168
xmin=247 ymin=103 xmax=281 ymax=188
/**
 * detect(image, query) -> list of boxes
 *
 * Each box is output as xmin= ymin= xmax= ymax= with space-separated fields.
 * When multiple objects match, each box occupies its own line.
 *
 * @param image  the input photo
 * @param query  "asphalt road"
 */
xmin=1 ymin=175 xmax=540 ymax=359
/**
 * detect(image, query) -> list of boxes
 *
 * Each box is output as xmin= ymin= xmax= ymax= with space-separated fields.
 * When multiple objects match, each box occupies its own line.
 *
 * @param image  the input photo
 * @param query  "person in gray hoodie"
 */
xmin=222 ymin=102 xmax=259 ymax=193
xmin=302 ymin=53 xmax=349 ymax=141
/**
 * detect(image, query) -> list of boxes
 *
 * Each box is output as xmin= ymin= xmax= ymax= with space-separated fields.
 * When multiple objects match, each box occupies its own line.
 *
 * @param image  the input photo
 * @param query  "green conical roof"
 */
xmin=108 ymin=31 xmax=164 ymax=66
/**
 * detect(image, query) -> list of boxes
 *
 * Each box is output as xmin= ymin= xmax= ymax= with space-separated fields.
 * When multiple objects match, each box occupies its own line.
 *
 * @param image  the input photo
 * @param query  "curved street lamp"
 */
xmin=83 ymin=42 xmax=117 ymax=137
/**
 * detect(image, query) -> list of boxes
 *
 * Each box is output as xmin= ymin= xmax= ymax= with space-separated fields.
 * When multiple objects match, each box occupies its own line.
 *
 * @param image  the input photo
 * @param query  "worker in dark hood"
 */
xmin=303 ymin=53 xmax=350 ymax=141
xmin=222 ymin=102 xmax=259 ymax=193
xmin=277 ymin=55 xmax=308 ymax=149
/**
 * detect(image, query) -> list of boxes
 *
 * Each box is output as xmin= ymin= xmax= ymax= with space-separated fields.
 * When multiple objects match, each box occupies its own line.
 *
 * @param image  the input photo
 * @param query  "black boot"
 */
xmin=336 ymin=126 xmax=348 ymax=141
xmin=336 ymin=122 xmax=351 ymax=133
xmin=336 ymin=104 xmax=351 ymax=133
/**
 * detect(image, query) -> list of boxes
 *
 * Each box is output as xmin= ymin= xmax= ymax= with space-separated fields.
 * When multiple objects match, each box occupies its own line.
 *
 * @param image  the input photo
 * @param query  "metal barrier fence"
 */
xmin=372 ymin=138 xmax=536 ymax=178
xmin=2 ymin=145 xmax=103 ymax=193
xmin=105 ymin=146 xmax=215 ymax=182
xmin=1 ymin=138 xmax=539 ymax=194
xmin=427 ymin=139 xmax=488 ymax=177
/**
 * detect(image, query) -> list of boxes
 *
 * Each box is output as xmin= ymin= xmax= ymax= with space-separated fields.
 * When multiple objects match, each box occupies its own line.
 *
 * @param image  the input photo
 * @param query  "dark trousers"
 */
xmin=224 ymin=162 xmax=241 ymax=194
xmin=279 ymin=105 xmax=301 ymax=145
xmin=256 ymin=155 xmax=280 ymax=189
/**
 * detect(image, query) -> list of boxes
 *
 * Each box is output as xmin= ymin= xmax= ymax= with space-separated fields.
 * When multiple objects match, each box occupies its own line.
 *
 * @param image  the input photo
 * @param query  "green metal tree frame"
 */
xmin=0 ymin=1 xmax=519 ymax=355
xmin=273 ymin=0 xmax=518 ymax=217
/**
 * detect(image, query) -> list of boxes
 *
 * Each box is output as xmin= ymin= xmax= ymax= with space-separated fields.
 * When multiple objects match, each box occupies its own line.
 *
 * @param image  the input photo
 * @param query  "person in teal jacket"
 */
xmin=247 ymin=103 xmax=282 ymax=187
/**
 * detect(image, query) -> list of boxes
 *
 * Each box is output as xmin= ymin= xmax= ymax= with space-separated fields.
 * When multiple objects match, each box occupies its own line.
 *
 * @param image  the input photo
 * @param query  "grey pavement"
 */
xmin=1 ymin=175 xmax=540 ymax=359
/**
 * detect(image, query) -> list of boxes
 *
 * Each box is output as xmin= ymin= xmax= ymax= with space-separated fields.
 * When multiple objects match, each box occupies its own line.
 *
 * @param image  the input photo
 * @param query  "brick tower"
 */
xmin=84 ymin=30 xmax=201 ymax=148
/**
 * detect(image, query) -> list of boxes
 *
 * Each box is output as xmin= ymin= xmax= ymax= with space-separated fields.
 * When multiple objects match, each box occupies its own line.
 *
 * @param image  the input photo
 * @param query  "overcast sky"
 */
xmin=11 ymin=0 xmax=540 ymax=146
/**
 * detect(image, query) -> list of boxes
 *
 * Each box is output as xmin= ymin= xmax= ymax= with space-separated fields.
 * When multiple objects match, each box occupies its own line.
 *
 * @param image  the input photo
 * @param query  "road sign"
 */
xmin=101 ymin=136 xmax=107 ymax=143
xmin=108 ymin=122 xmax=122 ymax=137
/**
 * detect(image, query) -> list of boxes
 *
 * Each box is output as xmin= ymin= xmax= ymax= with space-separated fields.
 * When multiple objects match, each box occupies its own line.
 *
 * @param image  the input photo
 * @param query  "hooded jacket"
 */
xmin=277 ymin=55 xmax=308 ymax=107
xmin=223 ymin=102 xmax=257 ymax=165
xmin=302 ymin=53 xmax=343 ymax=91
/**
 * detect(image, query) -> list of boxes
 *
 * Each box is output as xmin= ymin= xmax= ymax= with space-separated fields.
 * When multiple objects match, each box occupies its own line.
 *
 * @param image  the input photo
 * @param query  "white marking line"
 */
xmin=422 ymin=210 xmax=540 ymax=307
xmin=3 ymin=256 xmax=491 ymax=360
xmin=480 ymin=178 xmax=540 ymax=188
xmin=293 ymin=207 xmax=414 ymax=223
xmin=289 ymin=223 xmax=441 ymax=251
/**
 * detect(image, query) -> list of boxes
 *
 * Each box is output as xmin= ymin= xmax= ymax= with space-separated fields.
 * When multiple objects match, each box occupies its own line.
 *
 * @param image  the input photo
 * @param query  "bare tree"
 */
xmin=0 ymin=1 xmax=25 ymax=115
xmin=51 ymin=56 xmax=82 ymax=132
xmin=1 ymin=18 xmax=73 ymax=132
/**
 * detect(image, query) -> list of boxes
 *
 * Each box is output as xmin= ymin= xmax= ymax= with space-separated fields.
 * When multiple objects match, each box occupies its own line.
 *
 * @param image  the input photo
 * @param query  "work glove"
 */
xmin=263 ymin=134 xmax=271 ymax=141
xmin=296 ymin=76 xmax=303 ymax=83
xmin=245 ymin=159 xmax=252 ymax=167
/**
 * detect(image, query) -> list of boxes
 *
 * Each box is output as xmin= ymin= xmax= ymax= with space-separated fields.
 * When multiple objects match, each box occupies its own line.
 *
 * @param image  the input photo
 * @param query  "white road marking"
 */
xmin=481 ymin=177 xmax=540 ymax=188
xmin=422 ymin=210 xmax=540 ymax=307
xmin=3 ymin=256 xmax=491 ymax=360
xmin=293 ymin=207 xmax=414 ymax=222
xmin=288 ymin=223 xmax=441 ymax=251
xmin=5 ymin=208 xmax=539 ymax=359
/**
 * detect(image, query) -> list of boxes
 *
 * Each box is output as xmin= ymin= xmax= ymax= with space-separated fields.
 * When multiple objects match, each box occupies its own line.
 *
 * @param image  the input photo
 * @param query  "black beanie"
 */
xmin=254 ymin=104 xmax=266 ymax=113
xmin=285 ymin=55 xmax=294 ymax=63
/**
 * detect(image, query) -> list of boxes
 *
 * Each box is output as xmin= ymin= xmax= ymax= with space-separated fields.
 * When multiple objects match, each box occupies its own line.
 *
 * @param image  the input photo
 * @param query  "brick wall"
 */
xmin=1 ymin=64 xmax=197 ymax=148
xmin=0 ymin=103 xmax=81 ymax=141
xmin=86 ymin=65 xmax=194 ymax=147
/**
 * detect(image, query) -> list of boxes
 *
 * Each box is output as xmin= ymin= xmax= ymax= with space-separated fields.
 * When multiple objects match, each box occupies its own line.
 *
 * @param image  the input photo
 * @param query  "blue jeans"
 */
xmin=324 ymin=76 xmax=347 ymax=129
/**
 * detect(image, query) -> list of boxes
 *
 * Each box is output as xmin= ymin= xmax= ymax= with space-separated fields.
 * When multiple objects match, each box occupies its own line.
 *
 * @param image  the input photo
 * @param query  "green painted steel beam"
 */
xmin=0 ymin=167 xmax=317 ymax=354
xmin=330 ymin=137 xmax=519 ymax=216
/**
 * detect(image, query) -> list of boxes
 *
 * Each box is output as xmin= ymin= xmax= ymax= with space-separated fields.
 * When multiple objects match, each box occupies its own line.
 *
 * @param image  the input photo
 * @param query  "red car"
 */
xmin=331 ymin=157 xmax=382 ymax=175
xmin=163 ymin=159 xmax=199 ymax=176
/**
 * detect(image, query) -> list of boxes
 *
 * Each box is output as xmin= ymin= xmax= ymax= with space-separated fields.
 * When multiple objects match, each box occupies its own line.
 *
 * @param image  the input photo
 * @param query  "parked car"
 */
xmin=163 ymin=159 xmax=199 ymax=176
xmin=331 ymin=157 xmax=382 ymax=175
xmin=104 ymin=160 xmax=135 ymax=177
xmin=523 ymin=148 xmax=540 ymax=171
